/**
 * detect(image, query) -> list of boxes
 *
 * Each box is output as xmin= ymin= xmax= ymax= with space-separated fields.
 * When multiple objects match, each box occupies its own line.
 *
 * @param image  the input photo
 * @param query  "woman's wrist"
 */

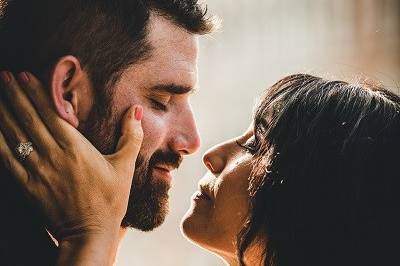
xmin=57 ymin=225 xmax=121 ymax=266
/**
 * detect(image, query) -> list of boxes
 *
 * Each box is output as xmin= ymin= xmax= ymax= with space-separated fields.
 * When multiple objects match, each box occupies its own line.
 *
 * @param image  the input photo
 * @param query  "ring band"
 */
xmin=15 ymin=142 xmax=34 ymax=160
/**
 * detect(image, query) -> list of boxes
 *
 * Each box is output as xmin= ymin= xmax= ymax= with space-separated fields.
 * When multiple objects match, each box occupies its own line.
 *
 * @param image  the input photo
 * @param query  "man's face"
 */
xmin=80 ymin=14 xmax=201 ymax=231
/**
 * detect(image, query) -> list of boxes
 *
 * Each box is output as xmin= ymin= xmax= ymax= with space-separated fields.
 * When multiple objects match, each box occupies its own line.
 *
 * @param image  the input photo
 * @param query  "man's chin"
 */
xmin=121 ymin=177 xmax=171 ymax=231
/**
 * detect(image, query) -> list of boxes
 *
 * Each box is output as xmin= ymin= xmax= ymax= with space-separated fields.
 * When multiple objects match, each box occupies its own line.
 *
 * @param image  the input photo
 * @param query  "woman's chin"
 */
xmin=180 ymin=205 xmax=202 ymax=242
xmin=180 ymin=190 xmax=241 ymax=259
xmin=180 ymin=200 xmax=214 ymax=249
xmin=181 ymin=213 xmax=238 ymax=266
xmin=181 ymin=191 xmax=212 ymax=239
xmin=180 ymin=204 xmax=227 ymax=254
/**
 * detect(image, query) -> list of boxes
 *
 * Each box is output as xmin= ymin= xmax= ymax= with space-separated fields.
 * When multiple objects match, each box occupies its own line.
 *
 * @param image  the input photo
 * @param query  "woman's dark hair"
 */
xmin=237 ymin=74 xmax=400 ymax=266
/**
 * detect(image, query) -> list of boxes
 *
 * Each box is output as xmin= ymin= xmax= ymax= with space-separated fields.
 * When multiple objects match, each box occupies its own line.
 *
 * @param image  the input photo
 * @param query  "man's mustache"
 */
xmin=148 ymin=150 xmax=183 ymax=170
xmin=132 ymin=149 xmax=182 ymax=186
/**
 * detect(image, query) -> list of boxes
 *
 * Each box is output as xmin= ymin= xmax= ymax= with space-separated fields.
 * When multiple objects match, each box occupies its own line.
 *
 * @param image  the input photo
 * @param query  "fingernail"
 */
xmin=18 ymin=72 xmax=29 ymax=83
xmin=134 ymin=106 xmax=143 ymax=121
xmin=0 ymin=71 xmax=11 ymax=84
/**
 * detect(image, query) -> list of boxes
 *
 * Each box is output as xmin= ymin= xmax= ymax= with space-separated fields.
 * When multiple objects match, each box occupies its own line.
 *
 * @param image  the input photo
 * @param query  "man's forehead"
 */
xmin=147 ymin=13 xmax=199 ymax=61
xmin=116 ymin=14 xmax=200 ymax=95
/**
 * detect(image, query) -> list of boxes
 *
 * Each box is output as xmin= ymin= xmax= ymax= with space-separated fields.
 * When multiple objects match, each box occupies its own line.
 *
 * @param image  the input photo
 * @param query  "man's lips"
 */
xmin=154 ymin=164 xmax=176 ymax=172
xmin=152 ymin=165 xmax=176 ymax=182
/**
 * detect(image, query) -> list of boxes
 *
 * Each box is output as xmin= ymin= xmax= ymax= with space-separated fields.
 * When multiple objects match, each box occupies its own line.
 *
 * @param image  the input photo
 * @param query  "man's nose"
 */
xmin=168 ymin=110 xmax=201 ymax=155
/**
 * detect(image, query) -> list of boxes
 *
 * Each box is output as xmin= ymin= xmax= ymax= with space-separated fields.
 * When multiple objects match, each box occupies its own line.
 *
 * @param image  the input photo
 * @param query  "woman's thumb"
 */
xmin=110 ymin=105 xmax=144 ymax=177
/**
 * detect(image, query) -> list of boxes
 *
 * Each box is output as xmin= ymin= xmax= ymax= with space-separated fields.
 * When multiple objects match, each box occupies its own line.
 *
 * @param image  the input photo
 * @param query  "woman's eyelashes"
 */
xmin=236 ymin=136 xmax=257 ymax=154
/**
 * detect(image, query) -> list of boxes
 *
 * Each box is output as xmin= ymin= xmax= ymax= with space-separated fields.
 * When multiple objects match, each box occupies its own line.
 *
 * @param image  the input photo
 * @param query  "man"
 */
xmin=0 ymin=0 xmax=216 ymax=264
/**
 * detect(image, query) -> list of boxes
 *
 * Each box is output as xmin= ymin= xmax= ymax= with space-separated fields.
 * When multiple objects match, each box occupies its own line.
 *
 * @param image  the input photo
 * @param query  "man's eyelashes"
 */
xmin=149 ymin=98 xmax=168 ymax=111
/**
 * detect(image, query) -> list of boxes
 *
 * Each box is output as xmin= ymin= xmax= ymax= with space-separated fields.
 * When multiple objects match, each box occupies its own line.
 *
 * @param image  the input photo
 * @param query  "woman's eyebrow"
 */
xmin=150 ymin=84 xmax=195 ymax=95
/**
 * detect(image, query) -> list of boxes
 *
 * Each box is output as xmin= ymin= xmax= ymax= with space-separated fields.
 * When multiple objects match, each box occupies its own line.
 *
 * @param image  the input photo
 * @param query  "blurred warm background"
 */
xmin=118 ymin=1 xmax=400 ymax=265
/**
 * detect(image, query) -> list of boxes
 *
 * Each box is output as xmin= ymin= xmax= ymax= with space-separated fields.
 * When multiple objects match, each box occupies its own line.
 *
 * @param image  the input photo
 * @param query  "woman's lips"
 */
xmin=192 ymin=183 xmax=213 ymax=201
xmin=192 ymin=190 xmax=211 ymax=201
xmin=195 ymin=173 xmax=216 ymax=201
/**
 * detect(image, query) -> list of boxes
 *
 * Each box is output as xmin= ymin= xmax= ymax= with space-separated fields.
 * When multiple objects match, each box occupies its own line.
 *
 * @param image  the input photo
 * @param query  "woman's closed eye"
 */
xmin=236 ymin=136 xmax=257 ymax=154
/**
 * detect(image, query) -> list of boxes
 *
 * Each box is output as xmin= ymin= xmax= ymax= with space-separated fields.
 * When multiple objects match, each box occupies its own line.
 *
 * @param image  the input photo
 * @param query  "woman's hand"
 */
xmin=0 ymin=71 xmax=143 ymax=265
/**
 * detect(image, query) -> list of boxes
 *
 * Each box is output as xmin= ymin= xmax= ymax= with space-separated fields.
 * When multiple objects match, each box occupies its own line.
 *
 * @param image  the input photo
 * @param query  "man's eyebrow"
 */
xmin=150 ymin=84 xmax=196 ymax=95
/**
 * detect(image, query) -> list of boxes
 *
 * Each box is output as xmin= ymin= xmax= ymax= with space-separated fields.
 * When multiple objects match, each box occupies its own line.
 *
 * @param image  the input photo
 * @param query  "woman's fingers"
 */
xmin=0 ymin=99 xmax=49 ymax=180
xmin=2 ymin=71 xmax=72 ymax=143
xmin=16 ymin=72 xmax=61 ymax=127
xmin=107 ymin=106 xmax=143 ymax=180
xmin=0 ymin=71 xmax=62 ymax=150
xmin=0 ymin=129 xmax=31 ymax=186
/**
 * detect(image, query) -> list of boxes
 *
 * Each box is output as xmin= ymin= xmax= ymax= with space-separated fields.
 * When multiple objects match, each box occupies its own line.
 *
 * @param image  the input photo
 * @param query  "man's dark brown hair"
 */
xmin=0 ymin=0 xmax=216 ymax=101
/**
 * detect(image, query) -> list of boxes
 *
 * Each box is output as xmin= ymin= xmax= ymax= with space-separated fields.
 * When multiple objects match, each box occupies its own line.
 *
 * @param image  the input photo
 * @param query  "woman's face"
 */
xmin=181 ymin=125 xmax=254 ymax=256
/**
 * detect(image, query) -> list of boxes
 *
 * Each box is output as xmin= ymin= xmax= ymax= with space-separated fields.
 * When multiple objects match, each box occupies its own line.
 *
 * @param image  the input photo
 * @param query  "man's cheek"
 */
xmin=140 ymin=111 xmax=167 ymax=151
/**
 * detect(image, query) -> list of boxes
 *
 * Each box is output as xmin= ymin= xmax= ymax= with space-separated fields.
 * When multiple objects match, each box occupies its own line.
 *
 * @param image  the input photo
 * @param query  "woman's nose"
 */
xmin=202 ymin=144 xmax=227 ymax=174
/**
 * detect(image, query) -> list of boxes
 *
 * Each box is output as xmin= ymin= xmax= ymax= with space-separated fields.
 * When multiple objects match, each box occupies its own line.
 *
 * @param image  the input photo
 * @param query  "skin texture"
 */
xmin=181 ymin=126 xmax=261 ymax=265
xmin=84 ymin=13 xmax=201 ymax=156
xmin=49 ymin=13 xmax=201 ymax=230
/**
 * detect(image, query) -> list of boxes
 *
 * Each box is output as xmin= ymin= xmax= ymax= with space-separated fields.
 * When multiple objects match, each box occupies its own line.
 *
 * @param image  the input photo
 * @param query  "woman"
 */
xmin=0 ymin=72 xmax=399 ymax=265
xmin=181 ymin=75 xmax=400 ymax=266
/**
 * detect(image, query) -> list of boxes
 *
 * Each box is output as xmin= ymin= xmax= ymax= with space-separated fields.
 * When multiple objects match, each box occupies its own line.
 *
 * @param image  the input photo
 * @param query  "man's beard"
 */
xmin=79 ymin=101 xmax=182 ymax=231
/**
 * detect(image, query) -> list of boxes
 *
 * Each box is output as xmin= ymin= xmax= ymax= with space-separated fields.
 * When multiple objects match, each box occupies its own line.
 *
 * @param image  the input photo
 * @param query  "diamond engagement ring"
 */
xmin=15 ymin=142 xmax=34 ymax=160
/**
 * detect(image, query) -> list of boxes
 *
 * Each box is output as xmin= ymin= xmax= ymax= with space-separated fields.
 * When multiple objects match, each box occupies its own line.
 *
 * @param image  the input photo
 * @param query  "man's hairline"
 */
xmin=78 ymin=9 xmax=205 ymax=97
xmin=105 ymin=12 xmax=202 ymax=95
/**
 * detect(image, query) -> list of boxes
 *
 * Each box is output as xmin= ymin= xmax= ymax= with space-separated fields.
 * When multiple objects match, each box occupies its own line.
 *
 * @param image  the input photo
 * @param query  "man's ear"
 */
xmin=50 ymin=56 xmax=93 ymax=128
